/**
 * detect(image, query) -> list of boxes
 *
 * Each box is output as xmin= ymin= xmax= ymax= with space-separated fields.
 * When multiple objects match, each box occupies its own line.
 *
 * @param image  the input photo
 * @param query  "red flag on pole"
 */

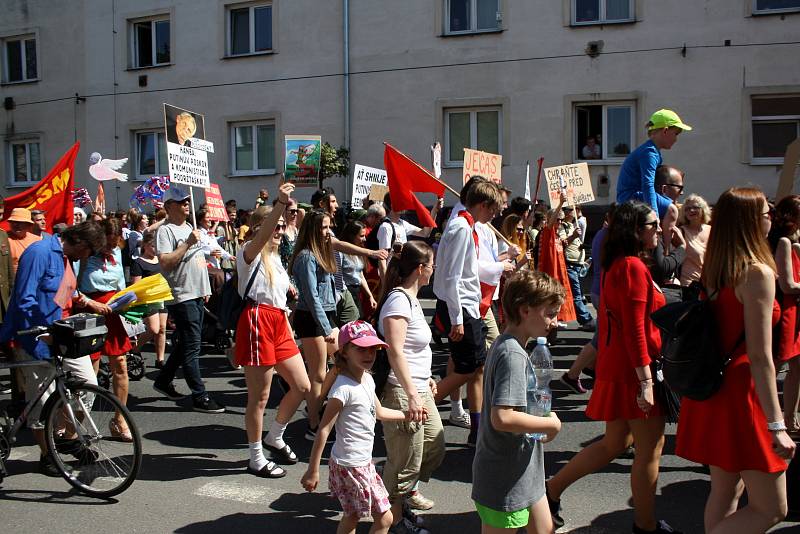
xmin=1 ymin=142 xmax=80 ymax=233
xmin=383 ymin=143 xmax=445 ymax=228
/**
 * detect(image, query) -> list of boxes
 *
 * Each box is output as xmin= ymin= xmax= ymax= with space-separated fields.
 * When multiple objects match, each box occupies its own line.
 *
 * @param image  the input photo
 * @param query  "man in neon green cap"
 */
xmin=616 ymin=109 xmax=692 ymax=228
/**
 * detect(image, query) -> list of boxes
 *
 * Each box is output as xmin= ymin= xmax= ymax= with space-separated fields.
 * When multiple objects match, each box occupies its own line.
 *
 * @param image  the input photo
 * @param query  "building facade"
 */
xmin=2 ymin=0 xmax=799 ymax=211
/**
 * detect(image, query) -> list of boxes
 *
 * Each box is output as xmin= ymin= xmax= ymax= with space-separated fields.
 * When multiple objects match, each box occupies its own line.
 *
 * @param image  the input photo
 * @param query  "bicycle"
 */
xmin=0 ymin=313 xmax=142 ymax=498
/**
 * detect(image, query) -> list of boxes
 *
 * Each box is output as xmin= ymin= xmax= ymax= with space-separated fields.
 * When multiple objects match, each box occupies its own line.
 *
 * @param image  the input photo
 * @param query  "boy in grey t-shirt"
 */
xmin=472 ymin=271 xmax=565 ymax=532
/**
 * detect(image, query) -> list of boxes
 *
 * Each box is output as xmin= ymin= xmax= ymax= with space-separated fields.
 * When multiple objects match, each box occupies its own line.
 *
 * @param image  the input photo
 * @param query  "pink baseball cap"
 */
xmin=338 ymin=320 xmax=388 ymax=349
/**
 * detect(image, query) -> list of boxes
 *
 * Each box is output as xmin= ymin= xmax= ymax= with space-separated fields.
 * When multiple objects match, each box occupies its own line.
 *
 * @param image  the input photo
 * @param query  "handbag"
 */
xmin=650 ymin=360 xmax=680 ymax=424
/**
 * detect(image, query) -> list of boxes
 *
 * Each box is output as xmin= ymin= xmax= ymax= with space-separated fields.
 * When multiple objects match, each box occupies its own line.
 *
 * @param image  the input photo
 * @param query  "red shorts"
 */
xmin=234 ymin=303 xmax=299 ymax=367
xmin=88 ymin=290 xmax=132 ymax=361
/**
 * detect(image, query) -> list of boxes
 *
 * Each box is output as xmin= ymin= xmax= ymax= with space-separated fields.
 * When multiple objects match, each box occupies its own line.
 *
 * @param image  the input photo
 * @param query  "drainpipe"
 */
xmin=343 ymin=0 xmax=351 ymax=206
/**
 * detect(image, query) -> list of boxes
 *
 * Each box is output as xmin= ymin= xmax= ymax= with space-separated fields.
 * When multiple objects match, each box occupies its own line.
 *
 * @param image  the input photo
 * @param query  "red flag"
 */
xmin=383 ymin=143 xmax=445 ymax=228
xmin=1 ymin=142 xmax=79 ymax=233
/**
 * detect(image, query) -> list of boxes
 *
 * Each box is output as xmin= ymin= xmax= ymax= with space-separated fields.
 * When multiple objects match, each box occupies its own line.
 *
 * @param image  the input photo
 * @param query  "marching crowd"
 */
xmin=0 ymin=108 xmax=798 ymax=534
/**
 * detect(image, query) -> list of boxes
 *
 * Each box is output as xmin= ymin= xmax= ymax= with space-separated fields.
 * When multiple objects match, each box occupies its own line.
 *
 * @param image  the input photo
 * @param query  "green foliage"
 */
xmin=319 ymin=142 xmax=350 ymax=187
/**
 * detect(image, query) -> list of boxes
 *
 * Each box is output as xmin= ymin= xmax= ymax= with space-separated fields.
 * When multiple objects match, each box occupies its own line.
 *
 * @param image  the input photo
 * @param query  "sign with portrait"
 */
xmin=164 ymin=103 xmax=211 ymax=188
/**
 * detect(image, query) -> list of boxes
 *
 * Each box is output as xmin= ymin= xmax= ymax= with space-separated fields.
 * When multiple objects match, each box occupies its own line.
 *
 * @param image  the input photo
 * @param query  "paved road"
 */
xmin=1 ymin=301 xmax=798 ymax=533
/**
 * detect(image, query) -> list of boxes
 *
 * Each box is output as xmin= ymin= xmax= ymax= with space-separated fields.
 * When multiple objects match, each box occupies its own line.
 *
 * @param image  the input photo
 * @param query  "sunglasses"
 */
xmin=640 ymin=220 xmax=659 ymax=229
xmin=288 ymin=209 xmax=298 ymax=214
xmin=274 ymin=224 xmax=287 ymax=231
xmin=516 ymin=228 xmax=525 ymax=233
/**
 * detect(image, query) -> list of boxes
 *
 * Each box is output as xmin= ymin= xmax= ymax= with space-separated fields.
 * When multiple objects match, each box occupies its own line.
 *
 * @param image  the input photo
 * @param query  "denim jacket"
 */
xmin=292 ymin=249 xmax=337 ymax=335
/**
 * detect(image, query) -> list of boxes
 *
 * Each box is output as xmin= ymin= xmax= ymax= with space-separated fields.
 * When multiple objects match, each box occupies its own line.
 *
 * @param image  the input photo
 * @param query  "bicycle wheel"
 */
xmin=43 ymin=383 xmax=142 ymax=498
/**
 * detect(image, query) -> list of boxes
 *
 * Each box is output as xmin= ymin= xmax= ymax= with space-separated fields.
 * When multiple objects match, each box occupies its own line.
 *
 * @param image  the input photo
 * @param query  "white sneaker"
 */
xmin=448 ymin=411 xmax=471 ymax=429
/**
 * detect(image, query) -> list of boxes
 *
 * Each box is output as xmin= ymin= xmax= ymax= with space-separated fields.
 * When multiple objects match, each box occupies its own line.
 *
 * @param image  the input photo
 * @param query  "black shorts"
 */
xmin=293 ymin=309 xmax=338 ymax=339
xmin=434 ymin=299 xmax=487 ymax=374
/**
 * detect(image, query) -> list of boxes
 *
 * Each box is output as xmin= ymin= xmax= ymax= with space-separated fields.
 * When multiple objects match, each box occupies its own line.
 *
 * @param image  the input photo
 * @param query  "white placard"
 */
xmin=351 ymin=164 xmax=388 ymax=205
xmin=188 ymin=138 xmax=215 ymax=153
xmin=167 ymin=142 xmax=210 ymax=188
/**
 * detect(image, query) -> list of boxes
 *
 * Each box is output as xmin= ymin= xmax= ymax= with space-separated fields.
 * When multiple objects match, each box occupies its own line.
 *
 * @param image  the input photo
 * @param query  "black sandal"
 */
xmin=247 ymin=461 xmax=286 ymax=478
xmin=264 ymin=443 xmax=298 ymax=464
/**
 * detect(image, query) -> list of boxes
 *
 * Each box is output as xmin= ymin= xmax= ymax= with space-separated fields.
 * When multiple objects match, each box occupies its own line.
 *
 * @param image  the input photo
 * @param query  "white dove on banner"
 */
xmin=89 ymin=152 xmax=128 ymax=182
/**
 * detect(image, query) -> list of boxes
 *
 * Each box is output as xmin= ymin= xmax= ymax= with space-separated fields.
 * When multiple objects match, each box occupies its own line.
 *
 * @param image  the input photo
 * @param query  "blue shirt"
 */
xmin=590 ymin=226 xmax=608 ymax=297
xmin=0 ymin=236 xmax=66 ymax=359
xmin=79 ymin=248 xmax=125 ymax=293
xmin=616 ymin=139 xmax=662 ymax=215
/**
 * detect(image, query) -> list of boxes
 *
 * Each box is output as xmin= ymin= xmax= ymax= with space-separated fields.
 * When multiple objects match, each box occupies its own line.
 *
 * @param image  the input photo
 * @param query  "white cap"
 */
xmin=536 ymin=337 xmax=548 ymax=345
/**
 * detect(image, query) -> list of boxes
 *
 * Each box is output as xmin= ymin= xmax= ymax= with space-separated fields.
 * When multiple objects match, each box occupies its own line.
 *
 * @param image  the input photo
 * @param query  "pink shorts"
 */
xmin=328 ymin=458 xmax=390 ymax=518
xmin=234 ymin=303 xmax=299 ymax=367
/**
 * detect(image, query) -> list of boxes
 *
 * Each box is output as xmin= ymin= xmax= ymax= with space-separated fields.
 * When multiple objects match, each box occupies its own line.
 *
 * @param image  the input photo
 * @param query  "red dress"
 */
xmin=537 ymin=226 xmax=576 ymax=322
xmin=776 ymin=249 xmax=800 ymax=362
xmin=586 ymin=257 xmax=666 ymax=421
xmin=675 ymin=287 xmax=787 ymax=473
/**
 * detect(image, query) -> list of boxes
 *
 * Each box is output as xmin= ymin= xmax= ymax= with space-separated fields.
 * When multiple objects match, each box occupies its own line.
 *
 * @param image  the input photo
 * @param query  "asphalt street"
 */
xmin=1 ymin=299 xmax=798 ymax=533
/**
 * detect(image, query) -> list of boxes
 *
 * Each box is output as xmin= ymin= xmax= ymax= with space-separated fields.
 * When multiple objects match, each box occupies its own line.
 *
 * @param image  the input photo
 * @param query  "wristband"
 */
xmin=767 ymin=421 xmax=787 ymax=432
xmin=640 ymin=378 xmax=653 ymax=383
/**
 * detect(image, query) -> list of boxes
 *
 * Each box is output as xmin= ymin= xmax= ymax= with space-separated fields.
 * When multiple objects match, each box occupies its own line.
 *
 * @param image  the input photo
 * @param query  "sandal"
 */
xmin=109 ymin=419 xmax=133 ymax=442
xmin=247 ymin=461 xmax=286 ymax=479
xmin=263 ymin=442 xmax=298 ymax=464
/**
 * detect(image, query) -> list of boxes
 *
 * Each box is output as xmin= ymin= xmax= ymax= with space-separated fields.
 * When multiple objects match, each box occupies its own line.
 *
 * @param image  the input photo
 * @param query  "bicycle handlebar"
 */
xmin=16 ymin=325 xmax=49 ymax=337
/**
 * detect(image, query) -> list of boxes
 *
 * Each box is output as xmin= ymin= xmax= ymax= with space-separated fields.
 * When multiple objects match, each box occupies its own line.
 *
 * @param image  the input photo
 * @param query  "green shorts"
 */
xmin=474 ymin=501 xmax=529 ymax=529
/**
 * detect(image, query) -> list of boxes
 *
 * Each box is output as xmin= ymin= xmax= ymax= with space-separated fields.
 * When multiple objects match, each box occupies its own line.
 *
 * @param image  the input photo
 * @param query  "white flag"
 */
xmin=524 ymin=161 xmax=531 ymax=201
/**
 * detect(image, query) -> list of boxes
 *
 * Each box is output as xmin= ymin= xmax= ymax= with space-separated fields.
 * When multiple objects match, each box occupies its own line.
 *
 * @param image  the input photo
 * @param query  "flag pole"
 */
xmin=532 ymin=157 xmax=544 ymax=205
xmin=383 ymin=142 xmax=513 ymax=247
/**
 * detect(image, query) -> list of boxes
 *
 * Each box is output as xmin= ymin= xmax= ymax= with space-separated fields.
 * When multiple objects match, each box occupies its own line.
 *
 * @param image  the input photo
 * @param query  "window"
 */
xmin=227 ymin=3 xmax=273 ymax=56
xmin=572 ymin=0 xmax=633 ymax=25
xmin=574 ymin=103 xmax=634 ymax=161
xmin=751 ymin=96 xmax=800 ymax=161
xmin=8 ymin=139 xmax=41 ymax=185
xmin=444 ymin=107 xmax=501 ymax=165
xmin=3 ymin=35 xmax=37 ymax=83
xmin=230 ymin=122 xmax=276 ymax=174
xmin=135 ymin=131 xmax=168 ymax=178
xmin=753 ymin=0 xmax=800 ymax=14
xmin=446 ymin=0 xmax=500 ymax=34
xmin=132 ymin=18 xmax=170 ymax=68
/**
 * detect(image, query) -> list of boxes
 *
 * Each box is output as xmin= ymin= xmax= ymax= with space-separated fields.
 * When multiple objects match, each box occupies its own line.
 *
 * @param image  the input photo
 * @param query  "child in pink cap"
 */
xmin=302 ymin=320 xmax=414 ymax=534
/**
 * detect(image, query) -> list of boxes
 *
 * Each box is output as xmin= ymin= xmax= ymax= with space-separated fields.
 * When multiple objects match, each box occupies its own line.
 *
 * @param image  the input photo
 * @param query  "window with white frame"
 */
xmin=8 ymin=139 xmax=41 ymax=185
xmin=444 ymin=107 xmax=501 ymax=165
xmin=131 ymin=17 xmax=170 ymax=68
xmin=135 ymin=131 xmax=168 ymax=178
xmin=231 ymin=122 xmax=276 ymax=174
xmin=3 ymin=34 xmax=37 ymax=83
xmin=446 ymin=0 xmax=501 ymax=34
xmin=572 ymin=0 xmax=634 ymax=25
xmin=575 ymin=103 xmax=635 ymax=161
xmin=227 ymin=3 xmax=273 ymax=56
xmin=753 ymin=0 xmax=800 ymax=14
xmin=751 ymin=95 xmax=800 ymax=161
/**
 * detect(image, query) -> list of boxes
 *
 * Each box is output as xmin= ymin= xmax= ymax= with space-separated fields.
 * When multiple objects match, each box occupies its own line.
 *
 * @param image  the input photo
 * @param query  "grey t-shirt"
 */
xmin=156 ymin=222 xmax=211 ymax=304
xmin=472 ymin=333 xmax=545 ymax=512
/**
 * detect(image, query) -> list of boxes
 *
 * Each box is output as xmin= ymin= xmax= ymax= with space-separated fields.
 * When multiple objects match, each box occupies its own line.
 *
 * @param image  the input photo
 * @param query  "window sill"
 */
xmin=752 ymin=9 xmax=800 ymax=16
xmin=570 ymin=19 xmax=636 ymax=27
xmin=749 ymin=159 xmax=793 ymax=166
xmin=7 ymin=182 xmax=37 ymax=189
xmin=126 ymin=63 xmax=173 ymax=72
xmin=440 ymin=28 xmax=503 ymax=38
xmin=222 ymin=50 xmax=275 ymax=60
xmin=1 ymin=78 xmax=40 ymax=86
xmin=227 ymin=171 xmax=279 ymax=178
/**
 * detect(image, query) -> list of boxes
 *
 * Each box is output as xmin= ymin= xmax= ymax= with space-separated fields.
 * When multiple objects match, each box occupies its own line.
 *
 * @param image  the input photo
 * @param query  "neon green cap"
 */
xmin=647 ymin=109 xmax=692 ymax=131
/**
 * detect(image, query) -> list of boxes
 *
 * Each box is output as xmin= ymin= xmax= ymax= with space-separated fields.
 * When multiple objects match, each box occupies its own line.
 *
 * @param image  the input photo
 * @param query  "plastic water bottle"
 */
xmin=527 ymin=337 xmax=553 ymax=441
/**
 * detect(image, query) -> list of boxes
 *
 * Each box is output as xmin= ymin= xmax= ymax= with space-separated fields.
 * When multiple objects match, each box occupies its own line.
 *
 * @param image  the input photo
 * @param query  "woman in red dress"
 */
xmin=675 ymin=187 xmax=796 ymax=533
xmin=768 ymin=194 xmax=800 ymax=434
xmin=546 ymin=201 xmax=677 ymax=534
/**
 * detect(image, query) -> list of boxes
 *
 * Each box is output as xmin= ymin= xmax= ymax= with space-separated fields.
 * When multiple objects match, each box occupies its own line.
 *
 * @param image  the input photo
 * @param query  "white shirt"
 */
xmin=377 ymin=219 xmax=421 ymax=250
xmin=236 ymin=245 xmax=290 ymax=310
xmin=433 ymin=215 xmax=480 ymax=324
xmin=445 ymin=201 xmax=466 ymax=229
xmin=200 ymin=229 xmax=233 ymax=270
xmin=328 ymin=373 xmax=377 ymax=467
xmin=378 ymin=289 xmax=432 ymax=392
xmin=475 ymin=222 xmax=505 ymax=300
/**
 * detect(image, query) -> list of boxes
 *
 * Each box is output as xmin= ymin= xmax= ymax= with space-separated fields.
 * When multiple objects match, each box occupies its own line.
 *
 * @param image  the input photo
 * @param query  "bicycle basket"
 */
xmin=52 ymin=313 xmax=108 ymax=358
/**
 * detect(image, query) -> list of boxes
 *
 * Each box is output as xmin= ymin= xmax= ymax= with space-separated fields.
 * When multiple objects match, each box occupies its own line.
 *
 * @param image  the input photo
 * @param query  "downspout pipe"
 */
xmin=343 ymin=0 xmax=351 ymax=205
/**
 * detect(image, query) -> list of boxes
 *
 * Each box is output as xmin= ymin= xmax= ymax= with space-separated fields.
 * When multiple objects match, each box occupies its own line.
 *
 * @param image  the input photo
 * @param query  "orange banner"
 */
xmin=204 ymin=183 xmax=229 ymax=222
xmin=1 ymin=142 xmax=80 ymax=233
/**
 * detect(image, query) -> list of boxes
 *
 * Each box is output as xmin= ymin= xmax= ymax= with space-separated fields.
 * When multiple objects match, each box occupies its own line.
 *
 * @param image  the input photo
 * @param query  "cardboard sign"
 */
xmin=544 ymin=162 xmax=595 ymax=207
xmin=351 ymin=164 xmax=388 ymax=205
xmin=463 ymin=148 xmax=502 ymax=184
xmin=285 ymin=135 xmax=321 ymax=187
xmin=369 ymin=184 xmax=389 ymax=202
xmin=431 ymin=142 xmax=442 ymax=178
xmin=204 ymin=183 xmax=229 ymax=222
xmin=776 ymin=137 xmax=800 ymax=199
xmin=164 ymin=103 xmax=210 ymax=188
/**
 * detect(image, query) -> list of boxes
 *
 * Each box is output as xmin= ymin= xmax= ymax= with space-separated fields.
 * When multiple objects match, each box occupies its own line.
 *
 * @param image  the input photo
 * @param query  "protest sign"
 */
xmin=369 ymin=184 xmax=389 ymax=202
xmin=776 ymin=137 xmax=800 ymax=199
xmin=164 ymin=104 xmax=210 ymax=188
xmin=431 ymin=142 xmax=442 ymax=178
xmin=285 ymin=135 xmax=321 ymax=187
xmin=544 ymin=162 xmax=595 ymax=207
xmin=351 ymin=164 xmax=388 ymax=205
xmin=205 ymin=184 xmax=229 ymax=222
xmin=463 ymin=148 xmax=502 ymax=184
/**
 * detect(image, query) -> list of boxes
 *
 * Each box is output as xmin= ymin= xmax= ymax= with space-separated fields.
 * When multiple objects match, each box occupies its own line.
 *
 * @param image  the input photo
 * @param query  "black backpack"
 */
xmin=369 ymin=288 xmax=412 ymax=396
xmin=217 ymin=266 xmax=259 ymax=331
xmin=364 ymin=219 xmax=396 ymax=265
xmin=650 ymin=289 xmax=744 ymax=401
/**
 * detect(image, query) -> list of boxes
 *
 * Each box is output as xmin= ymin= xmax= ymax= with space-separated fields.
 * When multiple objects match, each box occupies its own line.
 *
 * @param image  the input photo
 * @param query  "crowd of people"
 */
xmin=0 ymin=107 xmax=798 ymax=534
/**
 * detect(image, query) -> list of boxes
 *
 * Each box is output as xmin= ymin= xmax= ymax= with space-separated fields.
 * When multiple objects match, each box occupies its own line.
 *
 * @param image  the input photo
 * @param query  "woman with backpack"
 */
xmin=676 ymin=188 xmax=796 ymax=533
xmin=235 ymin=183 xmax=310 ymax=478
xmin=546 ymin=201 xmax=680 ymax=534
xmin=377 ymin=240 xmax=444 ymax=529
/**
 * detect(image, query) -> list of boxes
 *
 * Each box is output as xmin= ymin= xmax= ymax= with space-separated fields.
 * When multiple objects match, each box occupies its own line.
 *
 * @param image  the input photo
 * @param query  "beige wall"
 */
xmin=2 ymin=0 xmax=799 ymax=211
